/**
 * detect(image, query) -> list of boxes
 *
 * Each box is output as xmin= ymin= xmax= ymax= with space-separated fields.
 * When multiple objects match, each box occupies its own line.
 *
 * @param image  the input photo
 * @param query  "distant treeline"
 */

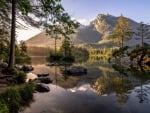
xmin=27 ymin=46 xmax=50 ymax=56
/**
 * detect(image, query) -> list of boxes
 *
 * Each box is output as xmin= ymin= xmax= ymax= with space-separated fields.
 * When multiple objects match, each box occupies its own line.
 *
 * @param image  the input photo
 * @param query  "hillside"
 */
xmin=26 ymin=32 xmax=62 ymax=48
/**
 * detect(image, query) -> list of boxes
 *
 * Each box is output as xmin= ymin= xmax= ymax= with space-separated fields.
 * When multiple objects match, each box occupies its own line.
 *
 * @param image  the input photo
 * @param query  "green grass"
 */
xmin=0 ymin=82 xmax=35 ymax=113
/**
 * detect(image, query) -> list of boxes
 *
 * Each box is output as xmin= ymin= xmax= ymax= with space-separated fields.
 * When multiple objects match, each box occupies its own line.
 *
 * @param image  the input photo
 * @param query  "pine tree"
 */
xmin=113 ymin=15 xmax=132 ymax=48
xmin=60 ymin=37 xmax=74 ymax=62
xmin=134 ymin=22 xmax=150 ymax=65
xmin=136 ymin=22 xmax=150 ymax=47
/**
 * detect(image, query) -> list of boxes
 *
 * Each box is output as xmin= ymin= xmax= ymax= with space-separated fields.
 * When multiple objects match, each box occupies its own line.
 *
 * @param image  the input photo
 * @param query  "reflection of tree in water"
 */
xmin=112 ymin=75 xmax=132 ymax=104
xmin=132 ymin=69 xmax=150 ymax=103
xmin=59 ymin=64 xmax=71 ymax=80
xmin=93 ymin=71 xmax=132 ymax=104
xmin=93 ymin=72 xmax=112 ymax=95
xmin=134 ymin=80 xmax=148 ymax=103
xmin=89 ymin=56 xmax=109 ymax=63
xmin=113 ymin=63 xmax=150 ymax=103
xmin=54 ymin=66 xmax=58 ymax=85
xmin=94 ymin=61 xmax=150 ymax=104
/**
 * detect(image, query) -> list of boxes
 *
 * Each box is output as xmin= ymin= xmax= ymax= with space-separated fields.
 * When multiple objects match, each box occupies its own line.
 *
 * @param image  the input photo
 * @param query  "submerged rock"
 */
xmin=66 ymin=66 xmax=87 ymax=75
xmin=35 ymin=84 xmax=50 ymax=92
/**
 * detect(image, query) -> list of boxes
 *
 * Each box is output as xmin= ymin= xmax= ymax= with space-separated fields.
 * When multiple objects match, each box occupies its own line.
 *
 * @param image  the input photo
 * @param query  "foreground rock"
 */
xmin=37 ymin=73 xmax=49 ymax=77
xmin=22 ymin=65 xmax=34 ymax=72
xmin=26 ymin=73 xmax=37 ymax=82
xmin=0 ymin=62 xmax=8 ymax=69
xmin=35 ymin=83 xmax=50 ymax=92
xmin=26 ymin=72 xmax=53 ymax=84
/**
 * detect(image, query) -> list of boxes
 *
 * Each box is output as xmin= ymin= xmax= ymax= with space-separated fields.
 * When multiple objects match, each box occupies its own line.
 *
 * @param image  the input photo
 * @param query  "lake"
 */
xmin=21 ymin=56 xmax=150 ymax=113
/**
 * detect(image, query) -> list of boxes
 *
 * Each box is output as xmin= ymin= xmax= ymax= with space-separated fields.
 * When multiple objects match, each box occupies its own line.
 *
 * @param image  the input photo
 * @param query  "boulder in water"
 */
xmin=35 ymin=84 xmax=50 ymax=92
xmin=66 ymin=66 xmax=87 ymax=75
xmin=34 ymin=77 xmax=53 ymax=84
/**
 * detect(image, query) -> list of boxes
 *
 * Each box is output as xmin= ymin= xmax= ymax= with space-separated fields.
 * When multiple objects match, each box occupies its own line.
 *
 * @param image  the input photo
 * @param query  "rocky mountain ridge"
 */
xmin=26 ymin=14 xmax=150 ymax=48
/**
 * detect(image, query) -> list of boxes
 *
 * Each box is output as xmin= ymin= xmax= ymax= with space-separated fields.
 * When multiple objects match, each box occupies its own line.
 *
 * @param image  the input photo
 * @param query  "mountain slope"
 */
xmin=26 ymin=32 xmax=62 ymax=48
xmin=71 ymin=24 xmax=102 ymax=44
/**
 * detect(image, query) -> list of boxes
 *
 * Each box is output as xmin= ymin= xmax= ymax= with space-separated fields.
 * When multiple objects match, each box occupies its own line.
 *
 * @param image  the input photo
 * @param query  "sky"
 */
xmin=17 ymin=0 xmax=150 ymax=41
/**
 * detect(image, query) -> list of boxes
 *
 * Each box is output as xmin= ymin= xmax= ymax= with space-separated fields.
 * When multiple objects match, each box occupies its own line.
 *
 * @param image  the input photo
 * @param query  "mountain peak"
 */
xmin=91 ymin=13 xmax=117 ymax=38
xmin=97 ymin=13 xmax=116 ymax=18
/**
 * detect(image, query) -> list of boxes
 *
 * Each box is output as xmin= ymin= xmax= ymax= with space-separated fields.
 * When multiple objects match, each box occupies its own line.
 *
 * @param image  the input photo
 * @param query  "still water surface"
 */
xmin=22 ymin=57 xmax=150 ymax=113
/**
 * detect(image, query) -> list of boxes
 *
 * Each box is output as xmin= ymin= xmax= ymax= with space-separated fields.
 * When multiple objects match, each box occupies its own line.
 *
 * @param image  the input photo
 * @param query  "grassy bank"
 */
xmin=0 ymin=82 xmax=35 ymax=113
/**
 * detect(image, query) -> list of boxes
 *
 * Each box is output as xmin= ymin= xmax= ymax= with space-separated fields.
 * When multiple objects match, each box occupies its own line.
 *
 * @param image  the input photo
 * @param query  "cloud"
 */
xmin=16 ymin=18 xmax=91 ymax=42
xmin=16 ymin=28 xmax=41 ymax=42
xmin=77 ymin=18 xmax=90 ymax=25
xmin=16 ymin=18 xmax=42 ymax=42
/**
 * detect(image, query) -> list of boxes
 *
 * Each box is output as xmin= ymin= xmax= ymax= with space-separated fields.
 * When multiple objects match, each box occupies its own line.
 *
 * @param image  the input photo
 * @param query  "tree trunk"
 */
xmin=122 ymin=35 xmax=123 ymax=48
xmin=138 ymin=51 xmax=146 ymax=66
xmin=55 ymin=36 xmax=57 ymax=56
xmin=141 ymin=24 xmax=144 ymax=47
xmin=8 ymin=0 xmax=17 ymax=68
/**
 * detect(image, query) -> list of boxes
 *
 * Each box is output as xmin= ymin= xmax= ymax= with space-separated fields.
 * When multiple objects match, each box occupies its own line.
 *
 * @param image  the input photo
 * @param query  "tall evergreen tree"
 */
xmin=0 ymin=0 xmax=11 ymax=60
xmin=60 ymin=36 xmax=74 ymax=61
xmin=136 ymin=22 xmax=150 ymax=47
xmin=113 ymin=15 xmax=132 ymax=47
xmin=20 ymin=41 xmax=27 ymax=54
xmin=8 ymin=0 xmax=17 ymax=68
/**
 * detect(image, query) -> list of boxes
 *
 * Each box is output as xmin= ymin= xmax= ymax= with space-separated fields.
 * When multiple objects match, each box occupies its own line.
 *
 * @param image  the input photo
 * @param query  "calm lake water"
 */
xmin=22 ymin=56 xmax=150 ymax=113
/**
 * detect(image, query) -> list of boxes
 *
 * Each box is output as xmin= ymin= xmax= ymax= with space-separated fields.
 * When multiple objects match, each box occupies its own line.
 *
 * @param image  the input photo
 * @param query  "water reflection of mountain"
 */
xmin=31 ymin=56 xmax=47 ymax=65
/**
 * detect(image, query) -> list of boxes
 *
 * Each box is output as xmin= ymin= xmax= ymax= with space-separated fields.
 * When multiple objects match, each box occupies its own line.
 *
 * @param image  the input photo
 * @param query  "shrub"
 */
xmin=16 ymin=56 xmax=31 ymax=64
xmin=62 ymin=56 xmax=75 ymax=62
xmin=15 ymin=71 xmax=26 ymax=84
xmin=0 ymin=101 xmax=9 ymax=113
xmin=112 ymin=46 xmax=129 ymax=57
xmin=2 ymin=68 xmax=27 ymax=84
xmin=2 ymin=68 xmax=19 ymax=75
xmin=0 ymin=53 xmax=9 ymax=62
xmin=19 ymin=82 xmax=35 ymax=106
xmin=0 ymin=88 xmax=21 ymax=113
xmin=0 ymin=83 xmax=35 ymax=113
xmin=49 ymin=54 xmax=62 ymax=62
